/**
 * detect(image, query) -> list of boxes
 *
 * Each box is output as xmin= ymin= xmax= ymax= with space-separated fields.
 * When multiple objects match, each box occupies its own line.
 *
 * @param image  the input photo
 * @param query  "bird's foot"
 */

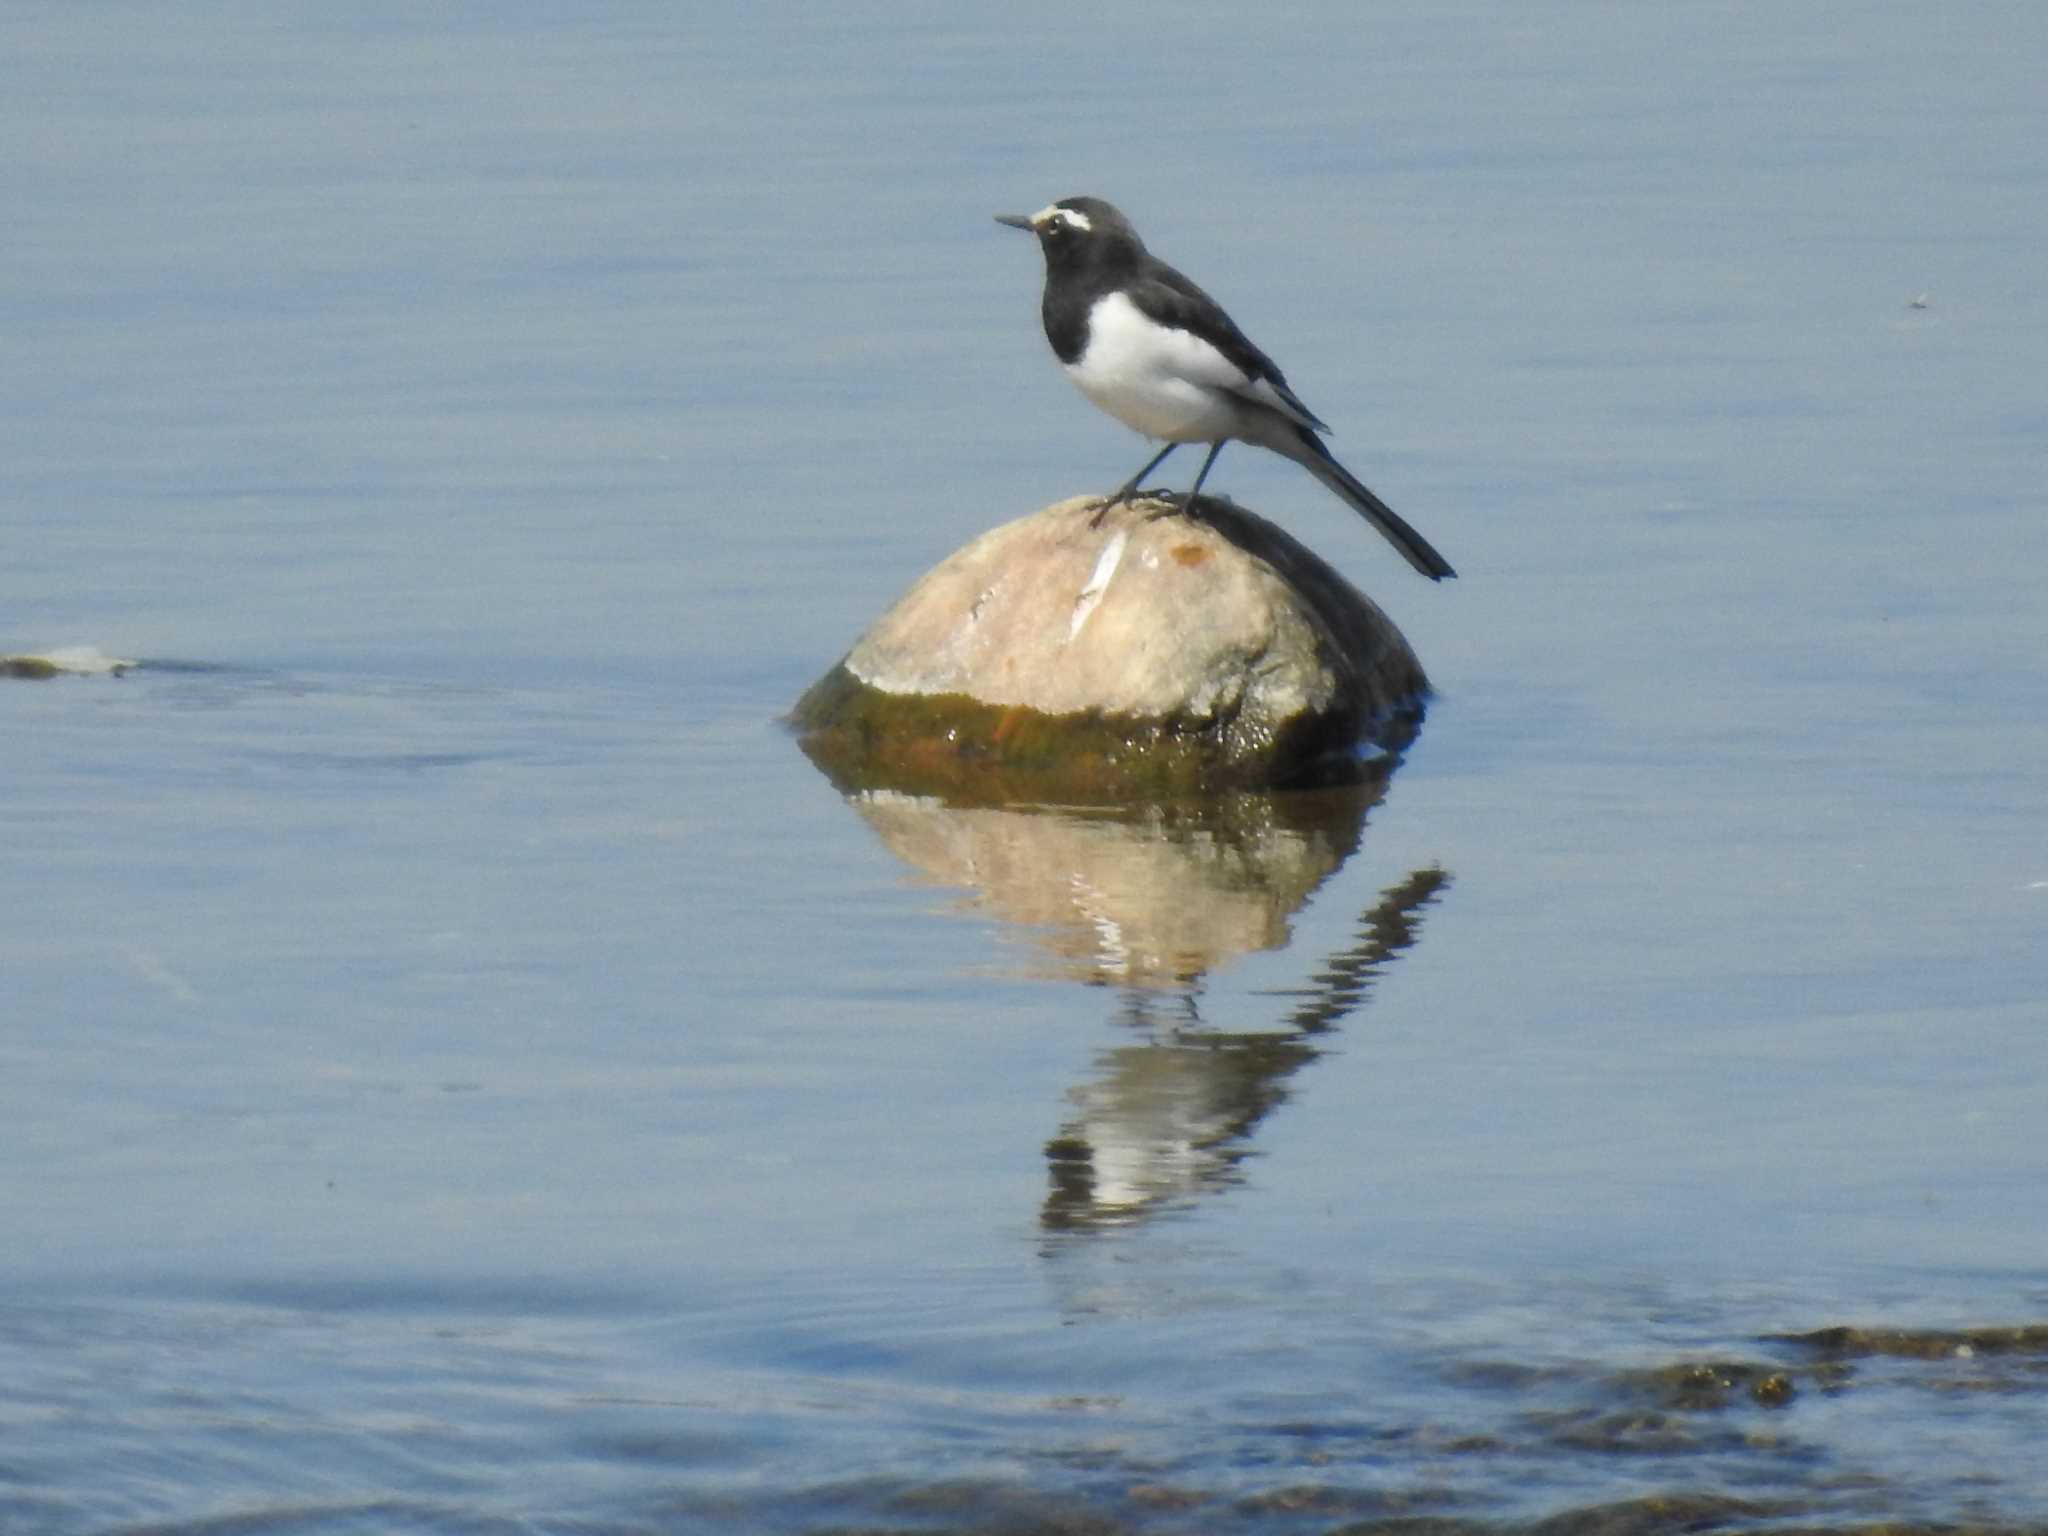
xmin=1089 ymin=489 xmax=1140 ymax=529
xmin=1144 ymin=492 xmax=1201 ymax=523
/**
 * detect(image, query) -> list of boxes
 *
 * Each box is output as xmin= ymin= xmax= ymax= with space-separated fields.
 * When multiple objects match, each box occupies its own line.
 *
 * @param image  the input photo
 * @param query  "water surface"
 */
xmin=5 ymin=2 xmax=2046 ymax=1531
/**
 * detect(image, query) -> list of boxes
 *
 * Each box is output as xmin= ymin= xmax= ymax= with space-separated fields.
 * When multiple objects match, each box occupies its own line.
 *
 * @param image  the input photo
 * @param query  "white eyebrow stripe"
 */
xmin=1034 ymin=203 xmax=1090 ymax=231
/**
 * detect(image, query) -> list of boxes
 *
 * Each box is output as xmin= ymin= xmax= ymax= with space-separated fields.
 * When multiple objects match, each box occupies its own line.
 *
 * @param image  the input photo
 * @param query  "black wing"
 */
xmin=1129 ymin=261 xmax=1332 ymax=433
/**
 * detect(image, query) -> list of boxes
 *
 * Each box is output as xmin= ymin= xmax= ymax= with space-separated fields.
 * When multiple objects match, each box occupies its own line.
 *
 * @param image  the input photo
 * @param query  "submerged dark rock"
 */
xmin=1770 ymin=1324 xmax=2048 ymax=1360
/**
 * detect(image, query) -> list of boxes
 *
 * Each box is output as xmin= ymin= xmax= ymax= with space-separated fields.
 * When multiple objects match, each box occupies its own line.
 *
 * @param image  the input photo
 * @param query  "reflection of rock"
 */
xmin=1043 ymin=868 xmax=1449 ymax=1231
xmin=850 ymin=786 xmax=1379 ymax=987
xmin=791 ymin=495 xmax=1429 ymax=800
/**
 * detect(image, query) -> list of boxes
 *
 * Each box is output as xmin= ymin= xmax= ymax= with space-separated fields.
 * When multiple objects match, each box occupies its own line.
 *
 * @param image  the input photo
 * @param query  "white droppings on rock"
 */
xmin=1068 ymin=526 xmax=1128 ymax=642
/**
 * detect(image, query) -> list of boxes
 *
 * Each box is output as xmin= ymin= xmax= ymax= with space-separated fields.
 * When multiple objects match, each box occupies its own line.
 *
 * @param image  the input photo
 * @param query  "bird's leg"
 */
xmin=1148 ymin=440 xmax=1227 ymax=522
xmin=1090 ymin=443 xmax=1179 ymax=528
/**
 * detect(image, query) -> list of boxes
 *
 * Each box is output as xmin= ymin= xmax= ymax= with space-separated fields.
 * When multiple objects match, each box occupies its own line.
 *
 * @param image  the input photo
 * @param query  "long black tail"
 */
xmin=1281 ymin=427 xmax=1456 ymax=581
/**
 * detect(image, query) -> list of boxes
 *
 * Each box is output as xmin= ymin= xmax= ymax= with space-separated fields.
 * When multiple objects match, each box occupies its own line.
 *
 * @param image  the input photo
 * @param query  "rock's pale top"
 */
xmin=846 ymin=495 xmax=1424 ymax=730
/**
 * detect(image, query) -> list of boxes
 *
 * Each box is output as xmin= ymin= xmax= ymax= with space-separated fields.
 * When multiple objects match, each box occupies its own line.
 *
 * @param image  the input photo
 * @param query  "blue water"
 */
xmin=5 ymin=2 xmax=2046 ymax=1531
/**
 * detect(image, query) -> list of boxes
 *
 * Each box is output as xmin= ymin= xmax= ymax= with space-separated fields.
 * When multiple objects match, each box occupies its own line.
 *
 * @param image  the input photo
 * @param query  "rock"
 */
xmin=793 ymin=494 xmax=1430 ymax=800
xmin=2 ymin=647 xmax=135 ymax=679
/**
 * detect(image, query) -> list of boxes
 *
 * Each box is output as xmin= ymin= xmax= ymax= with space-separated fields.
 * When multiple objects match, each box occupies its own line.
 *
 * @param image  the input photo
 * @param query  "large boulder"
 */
xmin=793 ymin=494 xmax=1430 ymax=800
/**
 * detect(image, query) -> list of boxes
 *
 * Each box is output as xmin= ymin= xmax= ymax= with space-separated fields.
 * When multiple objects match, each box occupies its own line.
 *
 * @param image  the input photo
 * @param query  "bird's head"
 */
xmin=994 ymin=197 xmax=1141 ymax=271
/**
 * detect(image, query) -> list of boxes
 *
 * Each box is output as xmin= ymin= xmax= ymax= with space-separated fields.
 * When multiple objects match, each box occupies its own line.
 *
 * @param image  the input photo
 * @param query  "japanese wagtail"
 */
xmin=996 ymin=196 xmax=1455 ymax=581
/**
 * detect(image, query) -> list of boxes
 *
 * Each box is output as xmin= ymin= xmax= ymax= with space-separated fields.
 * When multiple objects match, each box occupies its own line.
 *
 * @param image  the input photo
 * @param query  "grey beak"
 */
xmin=993 ymin=213 xmax=1035 ymax=230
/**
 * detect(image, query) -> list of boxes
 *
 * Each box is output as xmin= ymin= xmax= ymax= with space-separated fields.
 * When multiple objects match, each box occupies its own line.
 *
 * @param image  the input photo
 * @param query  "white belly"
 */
xmin=1062 ymin=291 xmax=1248 ymax=442
xmin=1067 ymin=362 xmax=1238 ymax=441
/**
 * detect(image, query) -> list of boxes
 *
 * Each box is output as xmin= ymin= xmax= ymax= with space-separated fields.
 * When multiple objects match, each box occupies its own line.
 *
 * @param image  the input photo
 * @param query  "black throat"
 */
xmin=1039 ymin=229 xmax=1143 ymax=365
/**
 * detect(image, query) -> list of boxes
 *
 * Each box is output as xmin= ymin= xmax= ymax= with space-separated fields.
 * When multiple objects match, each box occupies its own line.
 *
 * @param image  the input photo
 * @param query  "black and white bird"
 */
xmin=996 ymin=196 xmax=1455 ymax=581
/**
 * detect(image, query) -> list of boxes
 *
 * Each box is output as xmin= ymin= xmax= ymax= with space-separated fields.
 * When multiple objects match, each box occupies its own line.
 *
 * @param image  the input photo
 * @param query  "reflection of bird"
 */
xmin=1279 ymin=866 xmax=1450 ymax=1035
xmin=1041 ymin=866 xmax=1452 ymax=1233
xmin=996 ymin=196 xmax=1456 ymax=581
